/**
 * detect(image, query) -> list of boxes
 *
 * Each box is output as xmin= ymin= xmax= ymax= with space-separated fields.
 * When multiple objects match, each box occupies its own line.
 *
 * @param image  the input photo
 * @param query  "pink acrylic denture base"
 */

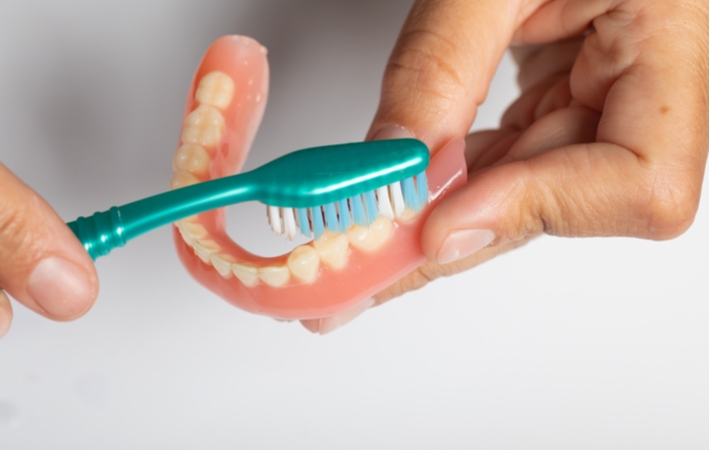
xmin=172 ymin=36 xmax=468 ymax=320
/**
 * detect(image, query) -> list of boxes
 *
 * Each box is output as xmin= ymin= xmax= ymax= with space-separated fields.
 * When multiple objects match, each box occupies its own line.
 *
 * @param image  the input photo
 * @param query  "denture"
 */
xmin=171 ymin=36 xmax=467 ymax=320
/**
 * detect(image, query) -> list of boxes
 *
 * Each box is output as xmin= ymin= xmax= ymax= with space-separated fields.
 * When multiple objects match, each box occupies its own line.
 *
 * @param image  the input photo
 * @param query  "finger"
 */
xmin=299 ymin=298 xmax=375 ymax=335
xmin=0 ymin=289 xmax=12 ymax=338
xmin=0 ymin=164 xmax=98 ymax=321
xmin=367 ymin=0 xmax=523 ymax=151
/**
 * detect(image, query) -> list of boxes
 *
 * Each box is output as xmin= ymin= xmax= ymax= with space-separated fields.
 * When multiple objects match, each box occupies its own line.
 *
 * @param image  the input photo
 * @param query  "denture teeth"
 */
xmin=346 ymin=216 xmax=394 ymax=252
xmin=232 ymin=263 xmax=258 ymax=287
xmin=176 ymin=220 xmax=208 ymax=241
xmin=313 ymin=232 xmax=349 ymax=270
xmin=195 ymin=71 xmax=235 ymax=110
xmin=170 ymin=170 xmax=200 ymax=190
xmin=181 ymin=105 xmax=225 ymax=147
xmin=258 ymin=266 xmax=290 ymax=288
xmin=287 ymin=245 xmax=320 ymax=283
xmin=192 ymin=239 xmax=221 ymax=264
xmin=173 ymin=143 xmax=210 ymax=176
xmin=211 ymin=253 xmax=237 ymax=278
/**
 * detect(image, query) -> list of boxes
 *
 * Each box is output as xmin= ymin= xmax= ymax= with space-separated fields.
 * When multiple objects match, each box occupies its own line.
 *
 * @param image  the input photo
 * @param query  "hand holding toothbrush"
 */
xmin=0 ymin=164 xmax=98 ymax=338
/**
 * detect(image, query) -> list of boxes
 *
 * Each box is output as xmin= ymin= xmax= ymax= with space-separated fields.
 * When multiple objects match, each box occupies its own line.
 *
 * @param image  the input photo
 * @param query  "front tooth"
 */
xmin=346 ymin=216 xmax=394 ymax=252
xmin=232 ymin=263 xmax=258 ymax=287
xmin=287 ymin=245 xmax=320 ymax=283
xmin=195 ymin=71 xmax=235 ymax=110
xmin=170 ymin=170 xmax=200 ymax=190
xmin=313 ymin=231 xmax=349 ymax=270
xmin=173 ymin=143 xmax=210 ymax=176
xmin=181 ymin=105 xmax=225 ymax=147
xmin=258 ymin=266 xmax=290 ymax=288
xmin=210 ymin=253 xmax=236 ymax=278
xmin=192 ymin=239 xmax=221 ymax=264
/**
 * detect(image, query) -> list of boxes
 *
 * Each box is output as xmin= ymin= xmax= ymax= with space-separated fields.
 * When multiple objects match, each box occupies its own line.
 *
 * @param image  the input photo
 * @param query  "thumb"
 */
xmin=367 ymin=0 xmax=522 ymax=150
xmin=0 ymin=164 xmax=98 ymax=322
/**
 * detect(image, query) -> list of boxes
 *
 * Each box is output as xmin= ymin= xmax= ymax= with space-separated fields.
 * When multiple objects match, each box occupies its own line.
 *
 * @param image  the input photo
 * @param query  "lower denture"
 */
xmin=171 ymin=36 xmax=467 ymax=320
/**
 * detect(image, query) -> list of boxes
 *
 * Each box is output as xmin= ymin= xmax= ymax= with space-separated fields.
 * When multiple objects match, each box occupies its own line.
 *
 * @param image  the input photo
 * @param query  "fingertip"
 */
xmin=0 ymin=289 xmax=13 ymax=339
xmin=298 ymin=298 xmax=375 ymax=335
xmin=26 ymin=256 xmax=98 ymax=321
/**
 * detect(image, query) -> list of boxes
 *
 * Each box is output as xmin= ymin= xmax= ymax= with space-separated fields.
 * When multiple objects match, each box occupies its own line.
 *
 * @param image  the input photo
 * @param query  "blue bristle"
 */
xmin=402 ymin=177 xmax=418 ymax=211
xmin=310 ymin=207 xmax=324 ymax=239
xmin=415 ymin=171 xmax=428 ymax=211
xmin=338 ymin=199 xmax=350 ymax=232
xmin=325 ymin=203 xmax=339 ymax=231
xmin=364 ymin=190 xmax=378 ymax=224
xmin=297 ymin=208 xmax=311 ymax=237
xmin=351 ymin=195 xmax=367 ymax=226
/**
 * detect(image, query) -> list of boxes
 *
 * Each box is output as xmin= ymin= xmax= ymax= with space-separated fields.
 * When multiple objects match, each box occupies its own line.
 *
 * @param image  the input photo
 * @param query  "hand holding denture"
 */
xmin=354 ymin=0 xmax=708 ymax=322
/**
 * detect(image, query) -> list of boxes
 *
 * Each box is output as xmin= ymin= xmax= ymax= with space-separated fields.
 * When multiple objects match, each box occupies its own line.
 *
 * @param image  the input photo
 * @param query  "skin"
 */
xmin=305 ymin=0 xmax=708 ymax=332
xmin=0 ymin=0 xmax=706 ymax=337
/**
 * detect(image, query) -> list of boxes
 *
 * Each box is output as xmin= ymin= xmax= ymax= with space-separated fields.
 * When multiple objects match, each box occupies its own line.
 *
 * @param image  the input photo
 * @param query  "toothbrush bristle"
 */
xmin=337 ymin=198 xmax=351 ymax=232
xmin=264 ymin=170 xmax=429 ymax=240
xmin=364 ymin=191 xmax=378 ymax=225
xmin=351 ymin=195 xmax=367 ymax=227
xmin=310 ymin=206 xmax=325 ymax=240
xmin=297 ymin=208 xmax=311 ymax=237
xmin=324 ymin=203 xmax=339 ymax=232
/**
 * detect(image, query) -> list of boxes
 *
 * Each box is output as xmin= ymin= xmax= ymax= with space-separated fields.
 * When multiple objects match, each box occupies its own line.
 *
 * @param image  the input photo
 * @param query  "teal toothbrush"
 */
xmin=67 ymin=139 xmax=430 ymax=260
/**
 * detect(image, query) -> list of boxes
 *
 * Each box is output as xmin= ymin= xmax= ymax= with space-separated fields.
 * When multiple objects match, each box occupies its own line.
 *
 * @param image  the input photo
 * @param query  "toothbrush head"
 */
xmin=258 ymin=139 xmax=429 ymax=240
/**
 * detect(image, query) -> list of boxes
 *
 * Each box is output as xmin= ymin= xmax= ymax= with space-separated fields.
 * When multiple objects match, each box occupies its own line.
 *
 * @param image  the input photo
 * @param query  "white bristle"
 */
xmin=268 ymin=205 xmax=282 ymax=235
xmin=282 ymin=207 xmax=297 ymax=239
xmin=389 ymin=182 xmax=405 ymax=217
xmin=376 ymin=186 xmax=394 ymax=219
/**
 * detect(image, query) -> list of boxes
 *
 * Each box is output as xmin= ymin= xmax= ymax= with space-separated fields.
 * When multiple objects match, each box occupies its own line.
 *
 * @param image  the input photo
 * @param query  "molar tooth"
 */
xmin=346 ymin=216 xmax=394 ymax=252
xmin=232 ymin=263 xmax=258 ymax=287
xmin=287 ymin=245 xmax=320 ymax=283
xmin=182 ymin=104 xmax=225 ymax=147
xmin=192 ymin=239 xmax=221 ymax=264
xmin=257 ymin=266 xmax=290 ymax=288
xmin=313 ymin=231 xmax=349 ymax=270
xmin=173 ymin=143 xmax=210 ymax=176
xmin=210 ymin=253 xmax=236 ymax=278
xmin=195 ymin=71 xmax=234 ymax=110
xmin=170 ymin=170 xmax=200 ymax=190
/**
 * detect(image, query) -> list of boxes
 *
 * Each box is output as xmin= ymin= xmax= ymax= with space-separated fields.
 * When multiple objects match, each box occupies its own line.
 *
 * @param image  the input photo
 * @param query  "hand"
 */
xmin=0 ymin=164 xmax=98 ymax=338
xmin=301 ymin=0 xmax=708 ymax=333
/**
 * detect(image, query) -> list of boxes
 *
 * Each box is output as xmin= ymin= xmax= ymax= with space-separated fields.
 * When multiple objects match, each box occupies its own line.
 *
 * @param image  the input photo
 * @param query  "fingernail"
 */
xmin=372 ymin=125 xmax=415 ymax=141
xmin=437 ymin=229 xmax=495 ymax=264
xmin=27 ymin=257 xmax=95 ymax=319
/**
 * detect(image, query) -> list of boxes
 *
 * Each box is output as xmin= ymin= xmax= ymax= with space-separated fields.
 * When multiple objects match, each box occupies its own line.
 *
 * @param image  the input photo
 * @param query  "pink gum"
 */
xmin=173 ymin=36 xmax=467 ymax=320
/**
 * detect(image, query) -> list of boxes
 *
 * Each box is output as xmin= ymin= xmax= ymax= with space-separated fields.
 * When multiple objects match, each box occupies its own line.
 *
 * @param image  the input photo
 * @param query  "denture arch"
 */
xmin=171 ymin=36 xmax=467 ymax=320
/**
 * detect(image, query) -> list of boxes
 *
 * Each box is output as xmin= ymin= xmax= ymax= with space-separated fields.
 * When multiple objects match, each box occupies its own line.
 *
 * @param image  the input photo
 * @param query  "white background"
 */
xmin=0 ymin=1 xmax=707 ymax=449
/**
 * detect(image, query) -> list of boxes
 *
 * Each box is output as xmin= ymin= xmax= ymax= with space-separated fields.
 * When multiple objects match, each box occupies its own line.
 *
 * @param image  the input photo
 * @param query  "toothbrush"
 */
xmin=67 ymin=138 xmax=429 ymax=260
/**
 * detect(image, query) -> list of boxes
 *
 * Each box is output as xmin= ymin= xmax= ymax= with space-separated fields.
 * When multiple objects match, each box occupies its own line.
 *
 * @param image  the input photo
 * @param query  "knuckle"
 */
xmin=0 ymin=191 xmax=39 ymax=259
xmin=642 ymin=168 xmax=700 ymax=240
xmin=385 ymin=28 xmax=470 ymax=106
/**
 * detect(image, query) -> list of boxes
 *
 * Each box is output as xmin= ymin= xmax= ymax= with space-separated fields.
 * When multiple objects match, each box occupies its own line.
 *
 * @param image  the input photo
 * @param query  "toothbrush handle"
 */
xmin=67 ymin=172 xmax=260 ymax=260
xmin=67 ymin=207 xmax=126 ymax=260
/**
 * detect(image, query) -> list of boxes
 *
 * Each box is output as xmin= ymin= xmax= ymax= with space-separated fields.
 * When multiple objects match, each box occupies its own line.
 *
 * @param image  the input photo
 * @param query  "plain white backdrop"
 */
xmin=0 ymin=1 xmax=707 ymax=449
